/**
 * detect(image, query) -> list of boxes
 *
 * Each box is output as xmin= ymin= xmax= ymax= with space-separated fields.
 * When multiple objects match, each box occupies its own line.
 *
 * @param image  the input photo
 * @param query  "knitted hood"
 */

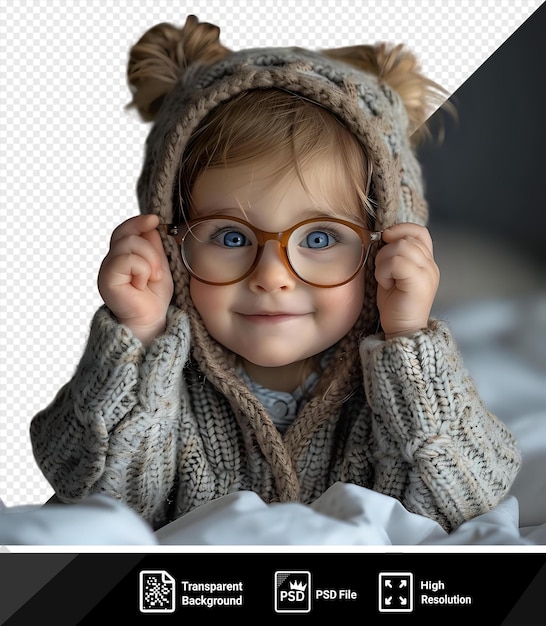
xmin=127 ymin=14 xmax=440 ymax=418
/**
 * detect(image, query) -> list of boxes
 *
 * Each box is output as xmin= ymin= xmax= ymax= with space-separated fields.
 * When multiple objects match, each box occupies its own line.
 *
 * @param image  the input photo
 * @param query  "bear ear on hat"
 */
xmin=322 ymin=43 xmax=447 ymax=141
xmin=126 ymin=14 xmax=231 ymax=122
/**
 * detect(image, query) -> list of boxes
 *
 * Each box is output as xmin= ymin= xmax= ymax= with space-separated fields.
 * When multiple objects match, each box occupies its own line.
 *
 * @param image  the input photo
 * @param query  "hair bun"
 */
xmin=322 ymin=43 xmax=448 ymax=140
xmin=127 ymin=14 xmax=231 ymax=121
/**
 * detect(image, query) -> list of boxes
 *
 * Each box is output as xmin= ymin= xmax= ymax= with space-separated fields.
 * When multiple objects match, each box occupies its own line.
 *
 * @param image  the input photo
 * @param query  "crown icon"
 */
xmin=289 ymin=580 xmax=307 ymax=592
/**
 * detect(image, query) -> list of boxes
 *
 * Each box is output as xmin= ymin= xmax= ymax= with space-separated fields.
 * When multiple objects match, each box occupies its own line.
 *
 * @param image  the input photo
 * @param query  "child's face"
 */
xmin=189 ymin=159 xmax=366 ymax=390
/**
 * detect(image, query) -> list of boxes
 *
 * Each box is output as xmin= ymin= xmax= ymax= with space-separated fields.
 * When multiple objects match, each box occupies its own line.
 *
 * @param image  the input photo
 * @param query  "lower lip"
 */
xmin=239 ymin=314 xmax=305 ymax=324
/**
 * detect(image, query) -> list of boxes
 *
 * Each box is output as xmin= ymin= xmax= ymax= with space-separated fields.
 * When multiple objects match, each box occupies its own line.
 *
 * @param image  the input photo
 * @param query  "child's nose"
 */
xmin=247 ymin=241 xmax=297 ymax=292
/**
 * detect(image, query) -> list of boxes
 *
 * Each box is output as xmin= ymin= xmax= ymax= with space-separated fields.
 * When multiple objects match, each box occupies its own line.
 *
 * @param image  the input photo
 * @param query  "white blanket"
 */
xmin=1 ymin=484 xmax=545 ymax=546
xmin=156 ymin=483 xmax=546 ymax=546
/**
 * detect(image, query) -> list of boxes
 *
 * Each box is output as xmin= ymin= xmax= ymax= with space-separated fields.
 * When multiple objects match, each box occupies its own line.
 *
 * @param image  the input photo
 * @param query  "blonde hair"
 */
xmin=175 ymin=88 xmax=374 ymax=226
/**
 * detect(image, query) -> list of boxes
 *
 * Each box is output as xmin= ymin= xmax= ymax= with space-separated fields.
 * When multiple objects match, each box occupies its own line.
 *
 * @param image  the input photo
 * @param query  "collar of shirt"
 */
xmin=237 ymin=368 xmax=320 ymax=433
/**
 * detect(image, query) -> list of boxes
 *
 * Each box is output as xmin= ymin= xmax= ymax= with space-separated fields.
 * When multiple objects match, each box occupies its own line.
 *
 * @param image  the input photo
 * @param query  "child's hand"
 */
xmin=374 ymin=223 xmax=440 ymax=339
xmin=98 ymin=214 xmax=174 ymax=344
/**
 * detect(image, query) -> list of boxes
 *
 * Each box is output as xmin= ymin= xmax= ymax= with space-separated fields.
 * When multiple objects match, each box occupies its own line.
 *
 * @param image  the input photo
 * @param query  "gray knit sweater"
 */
xmin=30 ymin=305 xmax=521 ymax=533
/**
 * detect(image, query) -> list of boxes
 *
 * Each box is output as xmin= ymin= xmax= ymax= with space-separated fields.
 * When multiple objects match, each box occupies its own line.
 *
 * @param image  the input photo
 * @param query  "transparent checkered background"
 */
xmin=1 ymin=0 xmax=542 ymax=506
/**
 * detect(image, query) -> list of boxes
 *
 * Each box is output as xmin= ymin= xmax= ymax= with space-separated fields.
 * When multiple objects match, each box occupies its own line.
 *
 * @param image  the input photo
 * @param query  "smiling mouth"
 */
xmin=238 ymin=312 xmax=307 ymax=323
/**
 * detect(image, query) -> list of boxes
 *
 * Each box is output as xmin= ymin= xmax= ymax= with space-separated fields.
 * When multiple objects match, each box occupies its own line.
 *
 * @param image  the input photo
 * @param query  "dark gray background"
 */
xmin=418 ymin=2 xmax=545 ymax=309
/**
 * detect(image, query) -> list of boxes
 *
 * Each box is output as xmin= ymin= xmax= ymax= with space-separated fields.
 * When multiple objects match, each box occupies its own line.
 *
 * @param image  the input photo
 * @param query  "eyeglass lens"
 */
xmin=181 ymin=218 xmax=366 ymax=286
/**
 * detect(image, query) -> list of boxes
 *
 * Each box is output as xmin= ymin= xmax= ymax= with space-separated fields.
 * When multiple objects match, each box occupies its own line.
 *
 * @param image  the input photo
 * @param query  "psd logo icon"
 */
xmin=139 ymin=569 xmax=176 ymax=613
xmin=274 ymin=571 xmax=311 ymax=613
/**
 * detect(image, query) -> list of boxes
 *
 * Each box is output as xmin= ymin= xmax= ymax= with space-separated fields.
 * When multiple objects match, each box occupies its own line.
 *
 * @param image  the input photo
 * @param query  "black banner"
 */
xmin=1 ymin=552 xmax=544 ymax=624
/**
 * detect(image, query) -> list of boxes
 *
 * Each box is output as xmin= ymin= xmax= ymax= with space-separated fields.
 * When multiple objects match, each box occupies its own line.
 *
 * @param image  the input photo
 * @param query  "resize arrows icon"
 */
xmin=379 ymin=572 xmax=414 ymax=613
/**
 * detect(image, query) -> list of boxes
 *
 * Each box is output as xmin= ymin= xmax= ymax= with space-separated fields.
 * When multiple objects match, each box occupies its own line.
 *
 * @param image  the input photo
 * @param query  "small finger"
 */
xmin=381 ymin=223 xmax=434 ymax=255
xmin=101 ymin=252 xmax=153 ymax=291
xmin=109 ymin=232 xmax=163 ymax=281
xmin=110 ymin=214 xmax=160 ymax=245
xmin=375 ymin=236 xmax=434 ymax=269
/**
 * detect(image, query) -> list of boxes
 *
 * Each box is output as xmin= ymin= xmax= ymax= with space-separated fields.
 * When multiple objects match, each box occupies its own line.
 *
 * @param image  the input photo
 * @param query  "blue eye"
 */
xmin=302 ymin=230 xmax=335 ymax=249
xmin=214 ymin=229 xmax=250 ymax=247
xmin=224 ymin=231 xmax=247 ymax=247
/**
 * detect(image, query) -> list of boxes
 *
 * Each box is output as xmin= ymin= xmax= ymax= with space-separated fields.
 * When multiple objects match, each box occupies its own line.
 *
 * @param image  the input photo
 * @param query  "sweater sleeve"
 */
xmin=360 ymin=319 xmax=522 ymax=531
xmin=30 ymin=305 xmax=190 ymax=525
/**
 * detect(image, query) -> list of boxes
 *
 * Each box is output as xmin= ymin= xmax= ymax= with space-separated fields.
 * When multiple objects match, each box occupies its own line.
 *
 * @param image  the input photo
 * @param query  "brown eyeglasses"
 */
xmin=159 ymin=215 xmax=381 ymax=287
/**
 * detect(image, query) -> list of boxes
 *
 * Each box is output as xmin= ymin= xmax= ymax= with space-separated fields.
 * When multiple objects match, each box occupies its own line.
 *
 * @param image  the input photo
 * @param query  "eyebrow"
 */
xmin=192 ymin=205 xmax=366 ymax=225
xmin=193 ymin=206 xmax=249 ymax=218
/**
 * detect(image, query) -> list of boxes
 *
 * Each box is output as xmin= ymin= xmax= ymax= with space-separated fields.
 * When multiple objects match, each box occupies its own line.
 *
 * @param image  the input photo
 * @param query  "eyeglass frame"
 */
xmin=158 ymin=215 xmax=382 ymax=288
